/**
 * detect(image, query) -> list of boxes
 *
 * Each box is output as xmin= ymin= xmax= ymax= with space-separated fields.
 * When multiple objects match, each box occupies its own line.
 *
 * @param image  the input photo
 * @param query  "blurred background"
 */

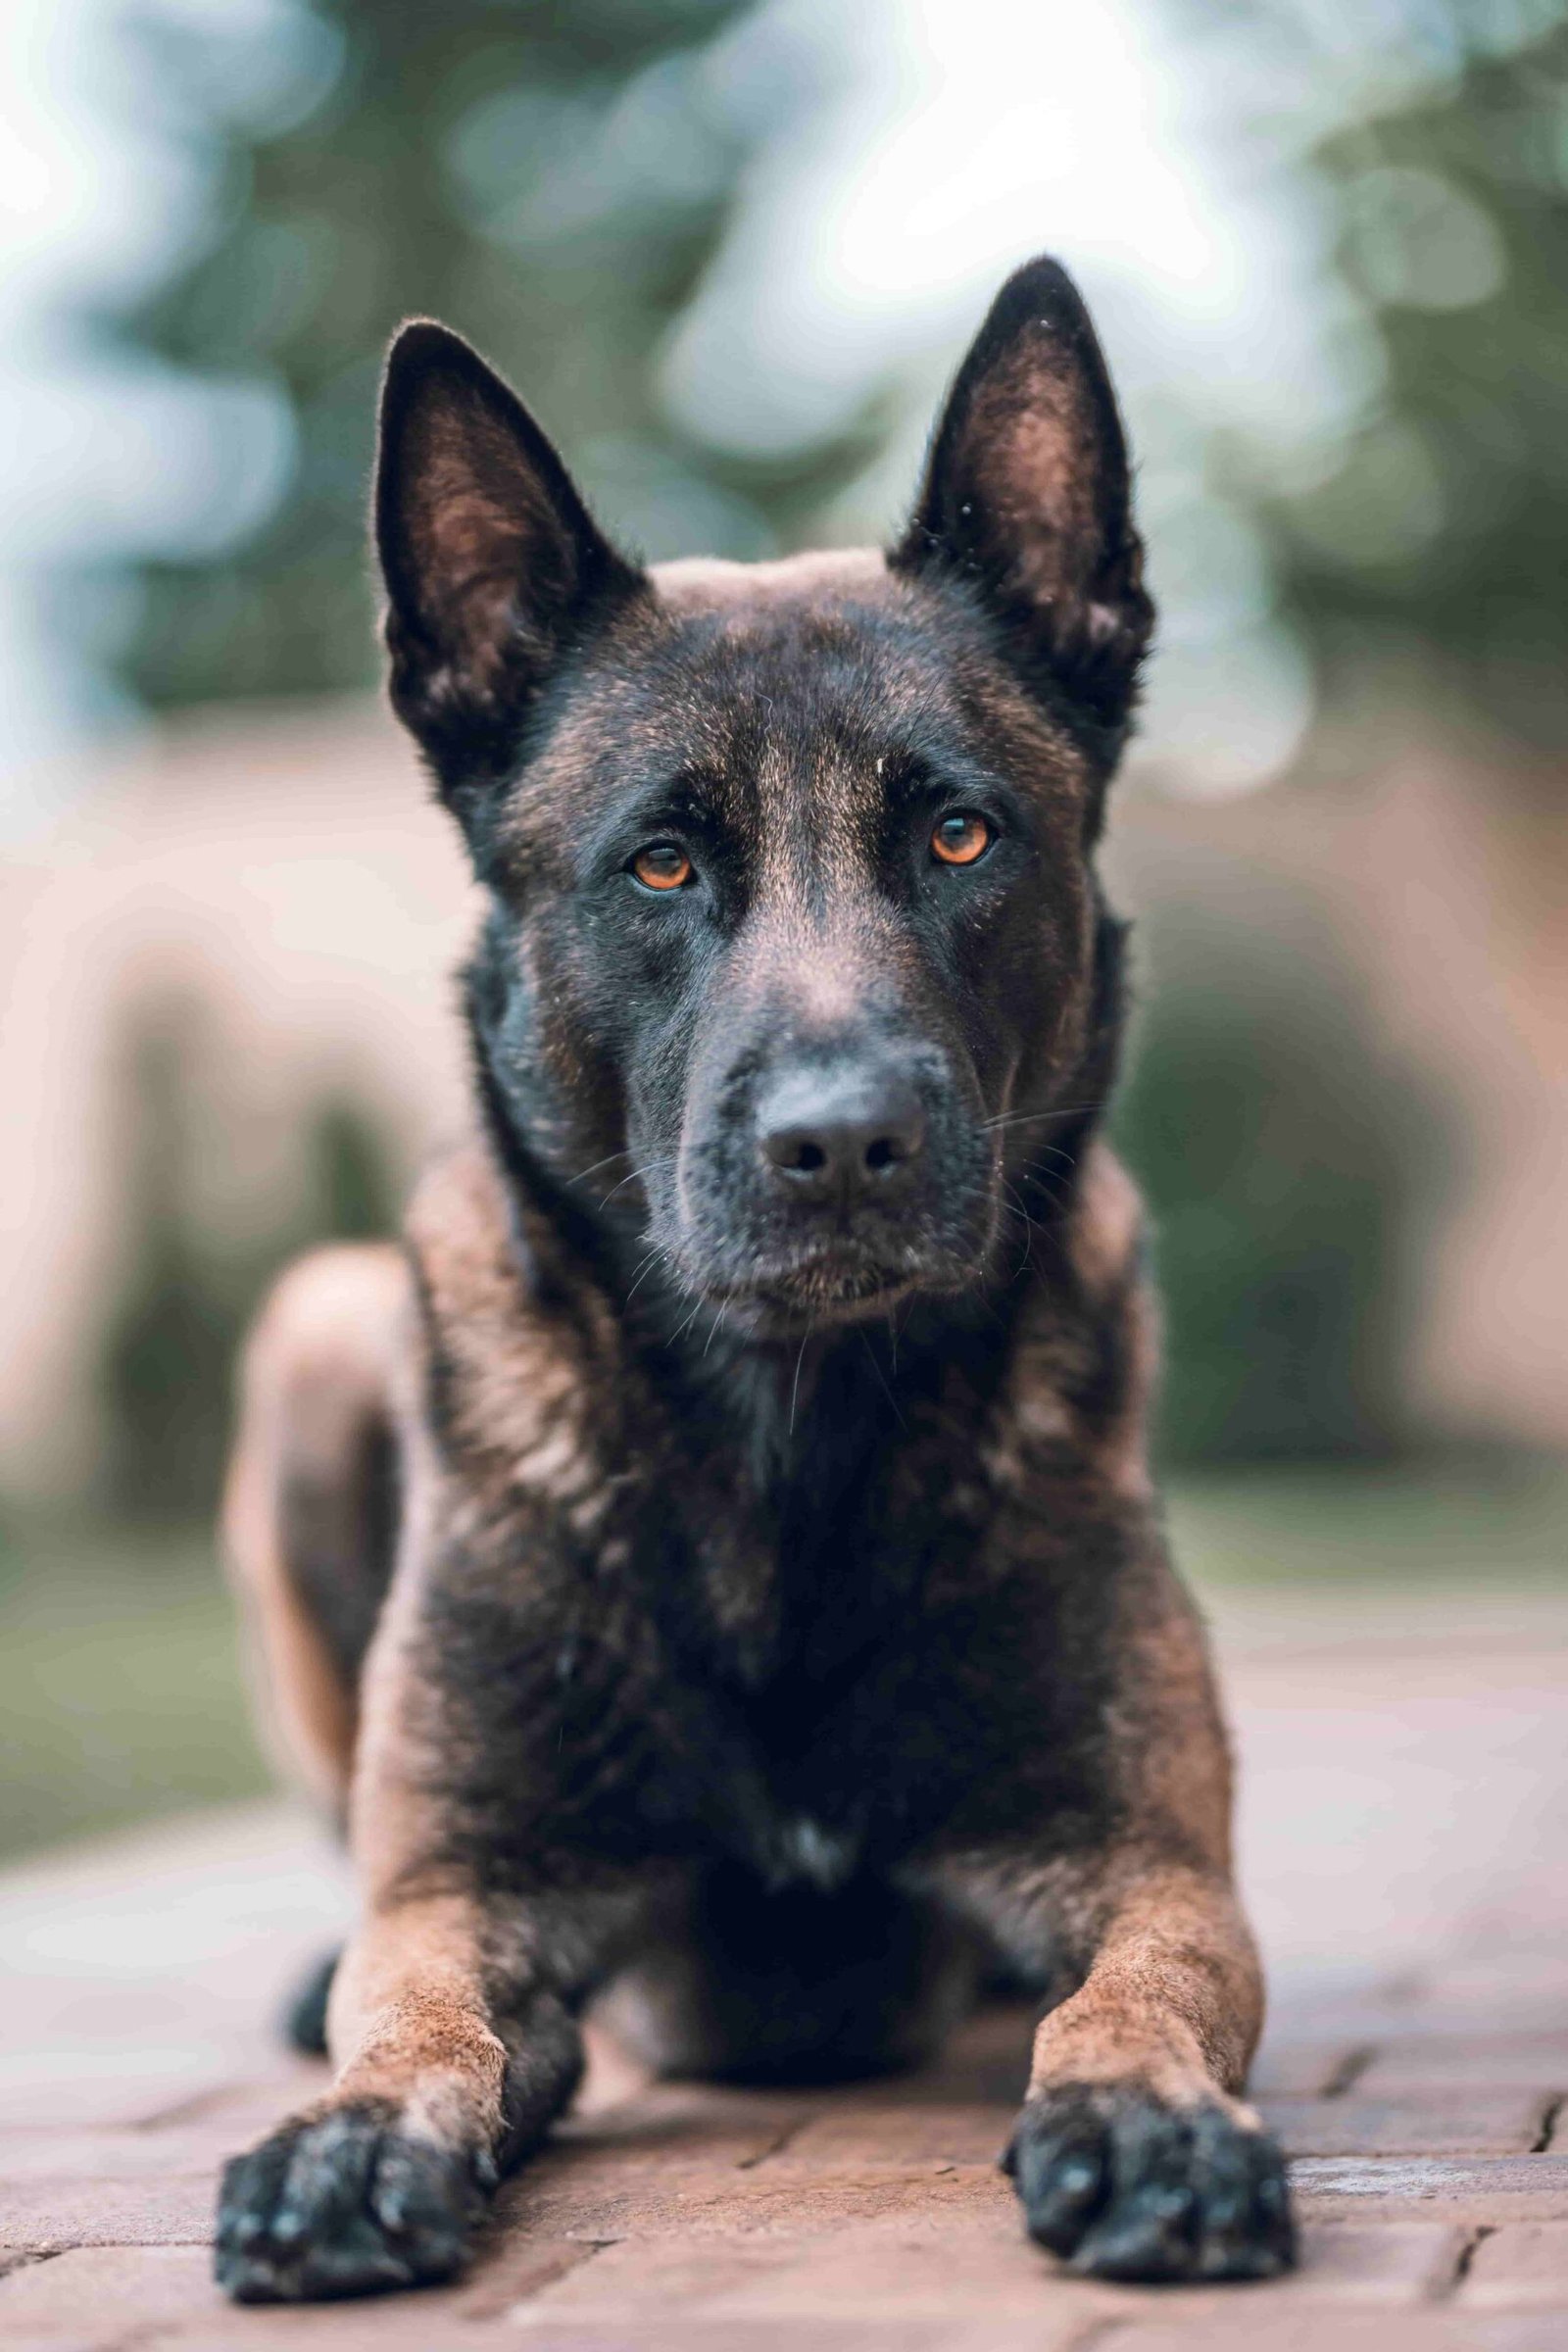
xmin=1 ymin=0 xmax=1563 ymax=1860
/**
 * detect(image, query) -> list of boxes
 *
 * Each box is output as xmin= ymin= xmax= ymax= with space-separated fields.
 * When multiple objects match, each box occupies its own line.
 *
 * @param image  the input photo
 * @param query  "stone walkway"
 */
xmin=2 ymin=1585 xmax=1564 ymax=2349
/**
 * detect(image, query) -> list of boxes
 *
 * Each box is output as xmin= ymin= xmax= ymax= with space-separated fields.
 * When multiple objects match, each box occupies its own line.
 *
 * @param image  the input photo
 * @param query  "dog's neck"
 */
xmin=460 ymin=1005 xmax=1121 ymax=1691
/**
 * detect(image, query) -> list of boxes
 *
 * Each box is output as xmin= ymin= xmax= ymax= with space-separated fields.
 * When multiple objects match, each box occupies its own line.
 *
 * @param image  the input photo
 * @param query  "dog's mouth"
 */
xmin=675 ymin=1237 xmax=974 ymax=1335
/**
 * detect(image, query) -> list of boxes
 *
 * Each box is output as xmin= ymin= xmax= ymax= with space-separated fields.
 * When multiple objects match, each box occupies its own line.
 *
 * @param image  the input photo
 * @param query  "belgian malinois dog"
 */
xmin=215 ymin=257 xmax=1294 ymax=2301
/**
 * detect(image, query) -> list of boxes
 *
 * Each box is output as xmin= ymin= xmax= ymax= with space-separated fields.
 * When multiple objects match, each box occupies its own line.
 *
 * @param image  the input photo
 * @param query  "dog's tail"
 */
xmin=222 ymin=1243 xmax=409 ymax=1822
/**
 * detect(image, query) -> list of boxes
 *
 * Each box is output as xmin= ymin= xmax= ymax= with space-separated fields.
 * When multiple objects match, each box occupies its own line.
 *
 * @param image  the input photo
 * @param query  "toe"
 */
xmin=1190 ymin=2112 xmax=1296 ymax=2280
xmin=370 ymin=2135 xmax=478 ymax=2279
xmin=1006 ymin=2088 xmax=1110 ymax=2258
xmin=1068 ymin=2104 xmax=1200 ymax=2281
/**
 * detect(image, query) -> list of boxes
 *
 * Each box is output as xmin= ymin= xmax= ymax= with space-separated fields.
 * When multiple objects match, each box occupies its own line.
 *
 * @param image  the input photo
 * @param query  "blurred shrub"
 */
xmin=1230 ymin=2 xmax=1568 ymax=771
xmin=95 ymin=995 xmax=397 ymax=1521
xmin=1114 ymin=907 xmax=1439 ymax=1465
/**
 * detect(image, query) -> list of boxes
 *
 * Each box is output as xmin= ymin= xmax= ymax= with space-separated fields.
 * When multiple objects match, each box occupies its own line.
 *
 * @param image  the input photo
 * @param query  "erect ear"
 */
xmin=374 ymin=320 xmax=642 ymax=797
xmin=892 ymin=258 xmax=1152 ymax=732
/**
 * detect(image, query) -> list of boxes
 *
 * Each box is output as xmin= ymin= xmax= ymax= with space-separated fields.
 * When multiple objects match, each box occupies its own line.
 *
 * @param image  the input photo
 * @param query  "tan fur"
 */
xmin=325 ymin=1892 xmax=507 ymax=2153
xmin=403 ymin=1143 xmax=612 ymax=1525
xmin=223 ymin=1244 xmax=411 ymax=1814
xmin=652 ymin=548 xmax=888 ymax=611
xmin=1026 ymin=1865 xmax=1263 ymax=2110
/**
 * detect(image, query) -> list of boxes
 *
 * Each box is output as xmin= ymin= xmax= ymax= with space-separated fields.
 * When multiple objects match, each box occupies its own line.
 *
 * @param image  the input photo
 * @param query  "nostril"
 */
xmin=757 ymin=1065 xmax=927 ymax=1193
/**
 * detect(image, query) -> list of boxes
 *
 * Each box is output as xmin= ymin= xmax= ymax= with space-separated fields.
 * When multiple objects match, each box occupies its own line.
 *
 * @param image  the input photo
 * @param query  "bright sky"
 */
xmin=0 ymin=0 xmax=1430 ymax=830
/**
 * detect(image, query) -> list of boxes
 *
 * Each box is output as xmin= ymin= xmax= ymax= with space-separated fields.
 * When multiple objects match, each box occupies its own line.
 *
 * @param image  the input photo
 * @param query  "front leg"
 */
xmin=995 ymin=1856 xmax=1293 ymax=2281
xmin=216 ymin=1878 xmax=640 ymax=2302
xmin=926 ymin=1541 xmax=1294 ymax=2283
xmin=216 ymin=1406 xmax=656 ymax=2305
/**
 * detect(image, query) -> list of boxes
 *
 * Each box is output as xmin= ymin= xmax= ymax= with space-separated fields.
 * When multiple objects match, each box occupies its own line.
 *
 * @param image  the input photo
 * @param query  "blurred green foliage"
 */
xmin=1114 ymin=913 xmax=1435 ymax=1463
xmin=0 ymin=1512 xmax=269 ymax=1858
xmin=1232 ymin=2 xmax=1568 ymax=764
xmin=108 ymin=0 xmax=870 ymax=709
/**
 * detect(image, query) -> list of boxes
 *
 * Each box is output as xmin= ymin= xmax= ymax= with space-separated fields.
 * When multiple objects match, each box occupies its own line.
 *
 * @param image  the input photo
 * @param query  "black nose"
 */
xmin=758 ymin=1063 xmax=926 ymax=1199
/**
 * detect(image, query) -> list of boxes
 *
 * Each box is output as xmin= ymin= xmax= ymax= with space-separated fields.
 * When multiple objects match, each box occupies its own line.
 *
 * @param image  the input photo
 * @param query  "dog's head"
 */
xmin=375 ymin=259 xmax=1152 ymax=1335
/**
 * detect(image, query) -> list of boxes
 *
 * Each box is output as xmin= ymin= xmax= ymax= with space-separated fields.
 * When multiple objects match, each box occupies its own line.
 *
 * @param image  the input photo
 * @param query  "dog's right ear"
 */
xmin=375 ymin=321 xmax=642 ymax=807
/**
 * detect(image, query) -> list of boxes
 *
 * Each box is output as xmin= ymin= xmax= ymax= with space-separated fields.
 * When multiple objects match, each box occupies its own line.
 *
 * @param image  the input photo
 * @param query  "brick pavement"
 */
xmin=1 ymin=1586 xmax=1563 ymax=2350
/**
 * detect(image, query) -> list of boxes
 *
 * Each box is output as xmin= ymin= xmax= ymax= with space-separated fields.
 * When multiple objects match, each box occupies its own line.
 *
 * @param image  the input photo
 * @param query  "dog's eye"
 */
xmin=631 ymin=843 xmax=693 ymax=892
xmin=930 ymin=812 xmax=993 ymax=867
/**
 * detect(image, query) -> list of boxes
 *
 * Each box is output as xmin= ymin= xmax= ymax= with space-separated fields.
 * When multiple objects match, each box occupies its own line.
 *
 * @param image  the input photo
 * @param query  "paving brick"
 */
xmin=510 ymin=2150 xmax=1011 ymax=2241
xmin=1357 ymin=2037 xmax=1568 ymax=2095
xmin=0 ymin=2245 xmax=218 ymax=2350
xmin=0 ymin=2172 xmax=215 ymax=2253
xmin=458 ymin=2233 xmax=613 ymax=2319
xmin=763 ymin=2100 xmax=1011 ymax=2169
xmin=517 ymin=2217 xmax=1460 ymax=2321
xmin=553 ymin=2077 xmax=811 ymax=2169
xmin=1460 ymin=2222 xmax=1568 ymax=2308
xmin=1262 ymin=2094 xmax=1546 ymax=2158
xmin=506 ymin=2320 xmax=1095 ymax=2351
xmin=1251 ymin=2039 xmax=1374 ymax=2097
xmin=1093 ymin=2315 xmax=1567 ymax=2352
xmin=0 ymin=2110 xmax=299 ymax=2189
xmin=520 ymin=2221 xmax=1094 ymax=2319
xmin=0 ymin=2053 xmax=240 ymax=2133
xmin=1291 ymin=2155 xmax=1568 ymax=2224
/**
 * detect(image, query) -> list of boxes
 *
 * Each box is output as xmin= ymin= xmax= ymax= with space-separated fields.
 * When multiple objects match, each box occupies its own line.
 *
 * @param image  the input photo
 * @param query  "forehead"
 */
xmin=644 ymin=550 xmax=982 ymax=771
xmin=511 ymin=547 xmax=1086 ymax=850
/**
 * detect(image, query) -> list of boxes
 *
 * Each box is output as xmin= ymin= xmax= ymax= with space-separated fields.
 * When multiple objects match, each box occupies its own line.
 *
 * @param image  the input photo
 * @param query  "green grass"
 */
xmin=0 ymin=1456 xmax=1561 ymax=1864
xmin=0 ymin=1516 xmax=270 ymax=1861
xmin=1168 ymin=1452 xmax=1568 ymax=1590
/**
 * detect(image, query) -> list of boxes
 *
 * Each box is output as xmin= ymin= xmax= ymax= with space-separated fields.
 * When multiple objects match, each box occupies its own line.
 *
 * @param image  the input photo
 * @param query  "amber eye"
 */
xmin=631 ymin=842 xmax=693 ymax=892
xmin=930 ymin=811 xmax=992 ymax=866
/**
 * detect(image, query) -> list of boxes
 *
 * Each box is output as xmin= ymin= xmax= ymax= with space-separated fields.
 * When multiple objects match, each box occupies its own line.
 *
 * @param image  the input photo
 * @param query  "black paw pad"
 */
xmin=1004 ymin=2083 xmax=1295 ymax=2283
xmin=214 ymin=2103 xmax=488 ymax=2303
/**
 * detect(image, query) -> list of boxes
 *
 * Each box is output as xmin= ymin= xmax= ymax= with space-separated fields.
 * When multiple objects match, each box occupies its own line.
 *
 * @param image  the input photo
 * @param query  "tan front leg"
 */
xmin=942 ymin=1845 xmax=1291 ymax=2283
xmin=1025 ymin=1860 xmax=1264 ymax=2107
xmin=215 ymin=1872 xmax=643 ymax=2304
xmin=217 ymin=1415 xmax=653 ymax=2306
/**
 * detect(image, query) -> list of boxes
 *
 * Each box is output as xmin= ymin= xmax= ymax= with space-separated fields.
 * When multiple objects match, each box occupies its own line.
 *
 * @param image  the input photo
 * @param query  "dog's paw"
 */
xmin=1003 ymin=2083 xmax=1295 ymax=2282
xmin=214 ymin=2101 xmax=490 ymax=2303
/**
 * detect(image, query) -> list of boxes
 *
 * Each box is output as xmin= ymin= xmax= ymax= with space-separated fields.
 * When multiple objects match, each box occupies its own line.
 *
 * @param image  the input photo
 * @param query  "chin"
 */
xmin=685 ymin=1242 xmax=972 ymax=1339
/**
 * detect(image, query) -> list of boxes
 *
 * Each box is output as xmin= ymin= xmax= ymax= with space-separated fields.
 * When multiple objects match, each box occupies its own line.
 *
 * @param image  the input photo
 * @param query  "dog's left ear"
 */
xmin=375 ymin=320 xmax=643 ymax=805
xmin=893 ymin=257 xmax=1152 ymax=732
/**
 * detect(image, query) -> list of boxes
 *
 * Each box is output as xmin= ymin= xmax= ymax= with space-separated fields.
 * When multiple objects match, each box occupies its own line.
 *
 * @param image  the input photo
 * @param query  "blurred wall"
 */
xmin=4 ymin=688 xmax=1564 ymax=1506
xmin=1 ymin=698 xmax=472 ymax=1494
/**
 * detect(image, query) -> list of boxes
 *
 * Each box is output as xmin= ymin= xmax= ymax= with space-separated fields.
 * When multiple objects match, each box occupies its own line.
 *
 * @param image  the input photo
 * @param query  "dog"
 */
xmin=214 ymin=256 xmax=1294 ymax=2301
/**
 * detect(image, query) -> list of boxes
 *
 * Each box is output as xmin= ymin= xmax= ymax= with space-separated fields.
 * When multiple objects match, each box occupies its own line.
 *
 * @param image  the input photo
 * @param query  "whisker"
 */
xmin=980 ymin=1102 xmax=1102 ymax=1136
xmin=602 ymin=1152 xmax=680 ymax=1203
xmin=567 ymin=1146 xmax=634 ymax=1186
xmin=668 ymin=1298 xmax=706 ymax=1348
xmin=789 ymin=1325 xmax=813 ymax=1439
xmin=1000 ymin=1181 xmax=1037 ymax=1272
xmin=623 ymin=1247 xmax=667 ymax=1307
